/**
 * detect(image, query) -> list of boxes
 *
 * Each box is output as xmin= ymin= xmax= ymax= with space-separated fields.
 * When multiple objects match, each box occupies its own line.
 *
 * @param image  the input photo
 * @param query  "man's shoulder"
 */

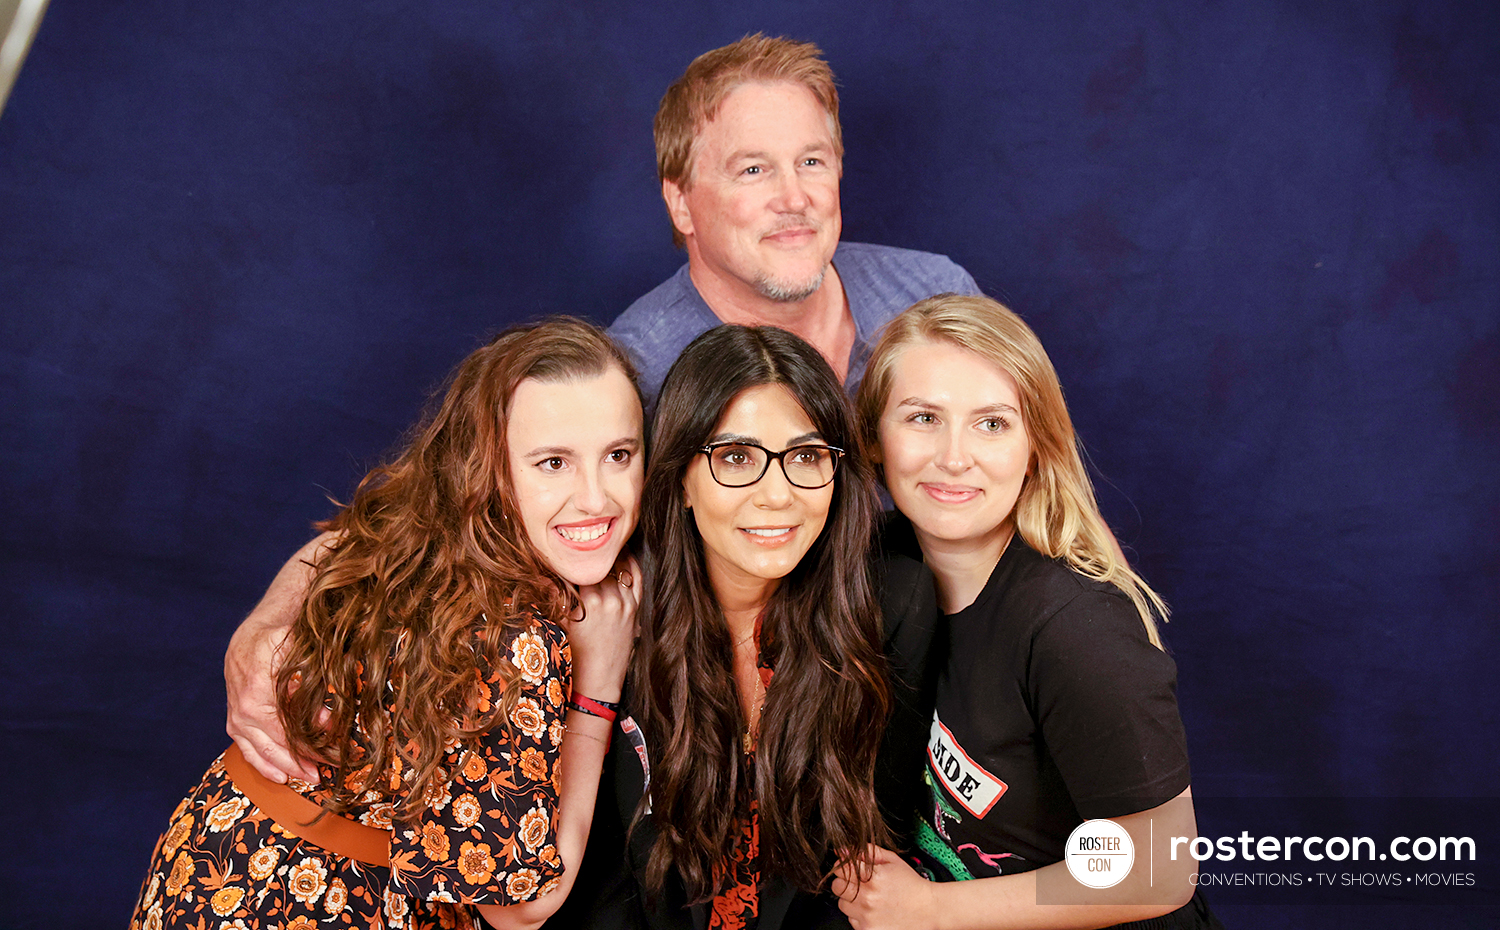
xmin=607 ymin=262 xmax=717 ymax=399
xmin=834 ymin=241 xmax=976 ymax=289
xmin=834 ymin=241 xmax=979 ymax=327
xmin=610 ymin=264 xmax=696 ymax=333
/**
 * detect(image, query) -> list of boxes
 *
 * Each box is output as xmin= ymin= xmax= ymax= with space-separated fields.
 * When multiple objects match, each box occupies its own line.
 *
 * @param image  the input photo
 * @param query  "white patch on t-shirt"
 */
xmin=927 ymin=710 xmax=1007 ymax=818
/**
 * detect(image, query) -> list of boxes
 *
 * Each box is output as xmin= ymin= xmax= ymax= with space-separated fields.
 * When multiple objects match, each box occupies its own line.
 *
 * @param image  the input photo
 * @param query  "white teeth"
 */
xmin=557 ymin=523 xmax=608 ymax=542
xmin=743 ymin=527 xmax=792 ymax=538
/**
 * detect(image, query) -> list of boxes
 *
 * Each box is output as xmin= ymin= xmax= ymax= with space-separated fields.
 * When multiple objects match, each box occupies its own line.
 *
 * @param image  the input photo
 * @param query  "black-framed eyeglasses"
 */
xmin=696 ymin=441 xmax=845 ymax=489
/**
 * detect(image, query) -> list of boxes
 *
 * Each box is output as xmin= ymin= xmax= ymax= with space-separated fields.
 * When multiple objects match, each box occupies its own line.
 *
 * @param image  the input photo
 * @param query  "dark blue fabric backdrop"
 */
xmin=2 ymin=2 xmax=1496 ymax=927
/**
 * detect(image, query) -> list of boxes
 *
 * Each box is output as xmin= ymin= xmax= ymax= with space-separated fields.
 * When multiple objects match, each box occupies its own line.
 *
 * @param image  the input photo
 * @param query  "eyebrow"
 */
xmin=895 ymin=397 xmax=1019 ymax=416
xmin=727 ymin=149 xmax=771 ymax=165
xmin=522 ymin=436 xmax=641 ymax=459
xmin=707 ymin=430 xmax=825 ymax=447
xmin=725 ymin=140 xmax=835 ymax=166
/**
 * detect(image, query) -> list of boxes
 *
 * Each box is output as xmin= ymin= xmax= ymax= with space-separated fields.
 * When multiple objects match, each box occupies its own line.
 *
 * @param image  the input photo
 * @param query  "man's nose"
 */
xmin=773 ymin=170 xmax=811 ymax=213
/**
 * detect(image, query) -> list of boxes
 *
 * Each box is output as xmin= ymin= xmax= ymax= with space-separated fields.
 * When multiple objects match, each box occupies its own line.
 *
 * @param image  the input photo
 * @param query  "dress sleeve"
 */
xmin=389 ymin=614 xmax=572 ymax=904
xmin=1028 ymin=590 xmax=1191 ymax=820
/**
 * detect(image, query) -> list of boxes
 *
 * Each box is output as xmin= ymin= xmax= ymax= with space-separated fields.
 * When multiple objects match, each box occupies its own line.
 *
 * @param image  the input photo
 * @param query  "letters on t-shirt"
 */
xmin=927 ymin=711 xmax=1007 ymax=818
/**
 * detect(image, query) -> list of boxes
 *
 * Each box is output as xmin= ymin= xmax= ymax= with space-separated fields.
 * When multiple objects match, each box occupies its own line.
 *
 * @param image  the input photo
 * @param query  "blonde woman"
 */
xmin=836 ymin=295 xmax=1221 ymax=929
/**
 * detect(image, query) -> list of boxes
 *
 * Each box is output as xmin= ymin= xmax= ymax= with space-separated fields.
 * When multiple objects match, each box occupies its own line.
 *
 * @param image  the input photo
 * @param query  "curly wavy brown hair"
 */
xmin=274 ymin=317 xmax=639 ymax=821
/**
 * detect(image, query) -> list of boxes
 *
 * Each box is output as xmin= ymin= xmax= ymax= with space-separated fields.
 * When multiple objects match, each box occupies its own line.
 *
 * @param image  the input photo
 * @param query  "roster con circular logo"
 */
xmin=1065 ymin=819 xmax=1135 ymax=889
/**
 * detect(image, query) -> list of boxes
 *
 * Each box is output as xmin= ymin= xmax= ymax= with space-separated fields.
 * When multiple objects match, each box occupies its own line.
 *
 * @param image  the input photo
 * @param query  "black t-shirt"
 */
xmin=912 ymin=536 xmax=1191 ymax=881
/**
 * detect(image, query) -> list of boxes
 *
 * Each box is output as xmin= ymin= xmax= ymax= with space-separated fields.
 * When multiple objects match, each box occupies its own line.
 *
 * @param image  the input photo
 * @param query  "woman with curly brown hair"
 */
xmin=605 ymin=324 xmax=892 ymax=930
xmin=132 ymin=318 xmax=645 ymax=929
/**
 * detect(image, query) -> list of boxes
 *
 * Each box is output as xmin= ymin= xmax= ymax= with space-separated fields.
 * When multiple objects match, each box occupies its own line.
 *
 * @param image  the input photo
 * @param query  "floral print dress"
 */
xmin=131 ymin=613 xmax=570 ymax=929
xmin=706 ymin=650 xmax=774 ymax=930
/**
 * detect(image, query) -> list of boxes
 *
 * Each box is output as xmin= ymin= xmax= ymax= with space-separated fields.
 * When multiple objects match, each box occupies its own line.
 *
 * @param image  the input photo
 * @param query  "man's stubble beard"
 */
xmin=753 ymin=266 xmax=826 ymax=303
xmin=750 ymin=211 xmax=835 ymax=303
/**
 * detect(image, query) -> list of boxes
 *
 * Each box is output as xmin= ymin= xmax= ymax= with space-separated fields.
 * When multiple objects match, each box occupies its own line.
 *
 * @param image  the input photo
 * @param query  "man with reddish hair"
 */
xmin=609 ymin=34 xmax=978 ymax=399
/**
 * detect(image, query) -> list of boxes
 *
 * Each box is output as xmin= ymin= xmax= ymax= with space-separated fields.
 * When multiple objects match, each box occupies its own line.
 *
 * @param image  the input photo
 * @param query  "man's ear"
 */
xmin=662 ymin=178 xmax=694 ymax=240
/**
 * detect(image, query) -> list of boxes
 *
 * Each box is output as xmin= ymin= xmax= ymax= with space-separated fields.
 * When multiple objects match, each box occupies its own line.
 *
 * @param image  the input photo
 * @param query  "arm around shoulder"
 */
xmin=224 ymin=531 xmax=339 ymax=783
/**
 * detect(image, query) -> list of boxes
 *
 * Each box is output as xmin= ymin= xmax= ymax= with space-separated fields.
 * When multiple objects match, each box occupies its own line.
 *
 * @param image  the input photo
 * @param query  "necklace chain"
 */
xmin=742 ymin=669 xmax=765 ymax=753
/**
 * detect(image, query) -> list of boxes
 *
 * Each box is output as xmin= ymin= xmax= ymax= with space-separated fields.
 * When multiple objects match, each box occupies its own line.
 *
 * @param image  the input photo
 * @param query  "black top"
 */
xmin=912 ymin=535 xmax=1191 ymax=880
xmin=547 ymin=549 xmax=939 ymax=930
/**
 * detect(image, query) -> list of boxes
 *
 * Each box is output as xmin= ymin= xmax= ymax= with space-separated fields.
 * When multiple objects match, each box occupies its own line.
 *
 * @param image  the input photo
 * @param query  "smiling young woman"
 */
xmin=840 ymin=295 xmax=1223 ymax=930
xmin=132 ymin=319 xmax=645 ymax=930
xmin=681 ymin=382 xmax=836 ymax=602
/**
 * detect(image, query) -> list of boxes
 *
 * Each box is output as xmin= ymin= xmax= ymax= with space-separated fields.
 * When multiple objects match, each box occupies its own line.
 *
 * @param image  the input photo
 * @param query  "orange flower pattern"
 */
xmin=506 ymin=867 xmax=540 ymax=900
xmin=511 ymin=630 xmax=548 ymax=683
xmin=421 ymin=821 xmax=451 ymax=861
xmin=461 ymin=751 xmax=488 ymax=782
xmin=130 ymin=613 xmax=570 ymax=928
xmin=707 ymin=650 xmax=773 ymax=930
xmin=209 ymin=886 xmax=244 ymax=917
xmin=451 ymin=793 xmax=482 ymax=828
xmin=518 ymin=747 xmax=549 ymax=783
xmin=707 ymin=773 xmax=762 ymax=929
xmin=456 ymin=841 xmax=497 ymax=885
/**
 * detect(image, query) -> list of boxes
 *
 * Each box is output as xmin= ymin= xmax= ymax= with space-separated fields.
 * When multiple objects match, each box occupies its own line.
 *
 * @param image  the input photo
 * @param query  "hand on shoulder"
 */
xmin=224 ymin=531 xmax=339 ymax=783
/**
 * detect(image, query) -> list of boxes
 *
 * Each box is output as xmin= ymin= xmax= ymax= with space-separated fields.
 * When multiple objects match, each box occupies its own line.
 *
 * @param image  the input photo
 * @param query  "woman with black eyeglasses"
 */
xmin=570 ymin=324 xmax=894 ymax=930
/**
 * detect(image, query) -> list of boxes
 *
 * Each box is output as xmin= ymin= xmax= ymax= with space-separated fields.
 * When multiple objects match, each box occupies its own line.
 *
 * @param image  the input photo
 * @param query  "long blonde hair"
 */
xmin=856 ymin=294 xmax=1167 ymax=646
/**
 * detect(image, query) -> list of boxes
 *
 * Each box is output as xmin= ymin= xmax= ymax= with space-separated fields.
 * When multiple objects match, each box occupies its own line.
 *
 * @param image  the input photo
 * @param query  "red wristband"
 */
xmin=568 ymin=694 xmax=618 ymax=723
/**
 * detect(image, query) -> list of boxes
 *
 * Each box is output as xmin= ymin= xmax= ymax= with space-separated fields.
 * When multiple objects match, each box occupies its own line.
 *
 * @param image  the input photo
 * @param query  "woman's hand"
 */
xmin=835 ymin=791 xmax=1199 ymax=930
xmin=565 ymin=553 xmax=641 ymax=703
xmin=833 ymin=845 xmax=940 ymax=930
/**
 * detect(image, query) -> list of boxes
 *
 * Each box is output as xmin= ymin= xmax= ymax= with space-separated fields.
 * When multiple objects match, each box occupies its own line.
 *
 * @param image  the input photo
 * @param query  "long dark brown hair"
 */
xmin=275 ymin=317 xmax=639 ymax=821
xmin=634 ymin=325 xmax=890 ymax=901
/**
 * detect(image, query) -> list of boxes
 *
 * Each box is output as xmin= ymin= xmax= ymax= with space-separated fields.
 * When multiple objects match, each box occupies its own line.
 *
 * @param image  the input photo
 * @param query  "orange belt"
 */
xmin=222 ymin=744 xmax=391 ymax=866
